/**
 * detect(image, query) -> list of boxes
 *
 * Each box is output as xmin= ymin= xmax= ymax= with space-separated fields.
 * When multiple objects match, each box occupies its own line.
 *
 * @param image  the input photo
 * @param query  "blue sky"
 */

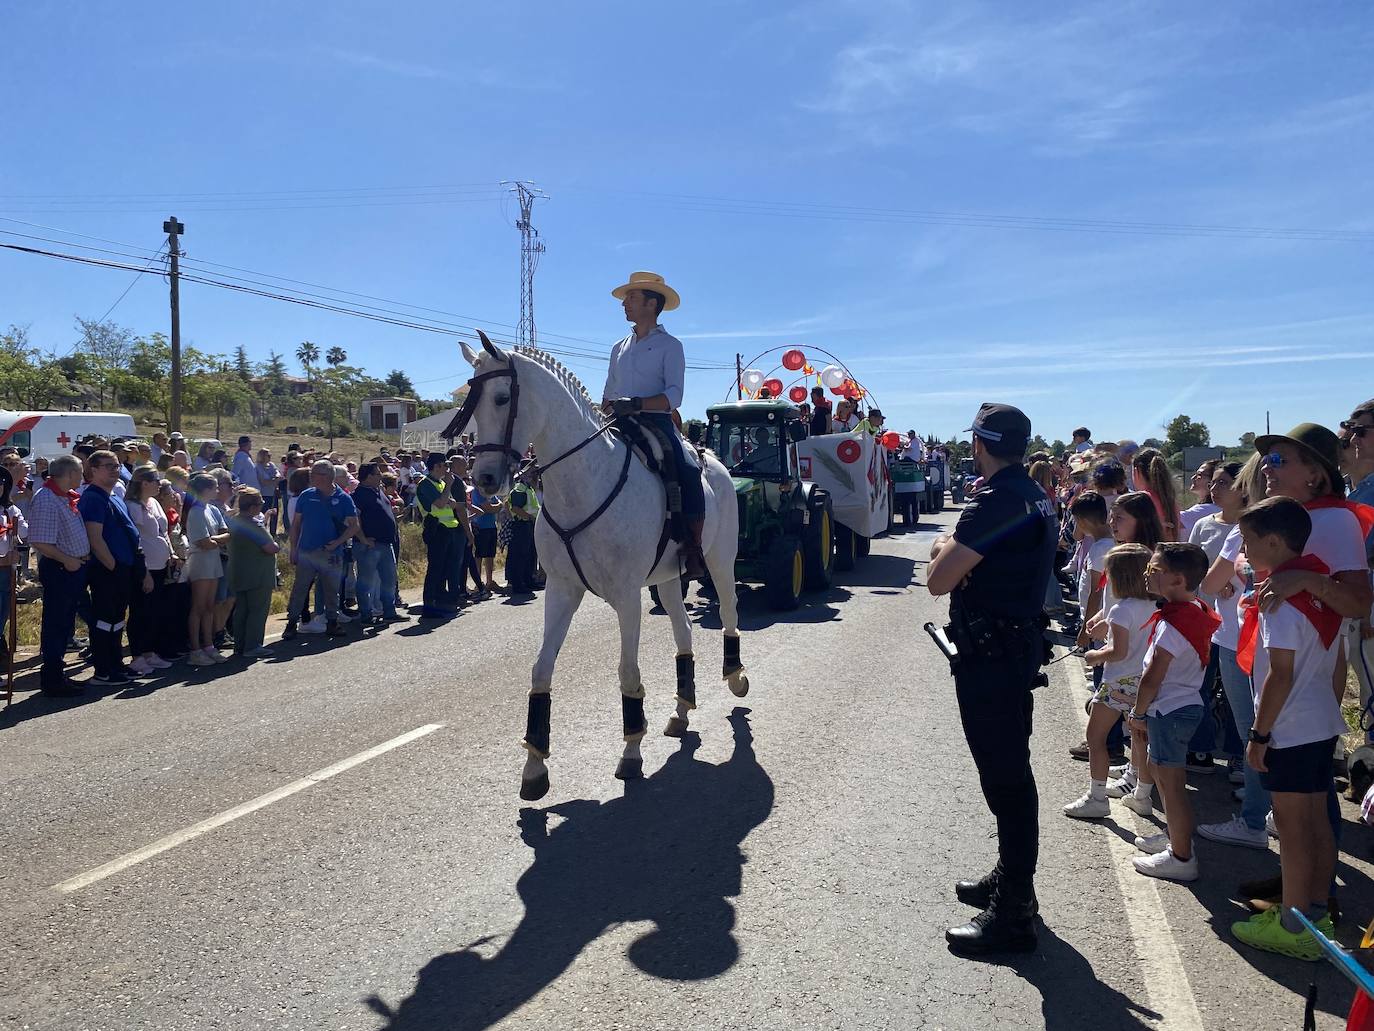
xmin=2 ymin=2 xmax=1371 ymax=445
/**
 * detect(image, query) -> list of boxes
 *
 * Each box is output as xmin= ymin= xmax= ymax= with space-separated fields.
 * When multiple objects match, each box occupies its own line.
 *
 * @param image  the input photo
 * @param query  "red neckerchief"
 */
xmin=1236 ymin=554 xmax=1340 ymax=674
xmin=166 ymin=507 xmax=180 ymax=529
xmin=1304 ymin=495 xmax=1374 ymax=541
xmin=42 ymin=478 xmax=79 ymax=513
xmin=1096 ymin=571 xmax=1108 ymax=593
xmin=1145 ymin=597 xmax=1221 ymax=667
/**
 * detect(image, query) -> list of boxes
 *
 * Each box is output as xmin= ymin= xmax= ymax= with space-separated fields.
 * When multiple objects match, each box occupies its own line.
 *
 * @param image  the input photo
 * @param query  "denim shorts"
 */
xmin=1147 ymin=704 xmax=1204 ymax=768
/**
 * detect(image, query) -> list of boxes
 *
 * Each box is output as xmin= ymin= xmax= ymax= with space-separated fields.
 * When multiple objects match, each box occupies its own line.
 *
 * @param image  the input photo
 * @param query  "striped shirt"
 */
xmin=29 ymin=486 xmax=90 ymax=558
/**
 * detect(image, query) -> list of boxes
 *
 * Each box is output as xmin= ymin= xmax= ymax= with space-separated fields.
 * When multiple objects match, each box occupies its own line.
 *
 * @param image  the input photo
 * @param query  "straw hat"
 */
xmin=611 ymin=271 xmax=680 ymax=312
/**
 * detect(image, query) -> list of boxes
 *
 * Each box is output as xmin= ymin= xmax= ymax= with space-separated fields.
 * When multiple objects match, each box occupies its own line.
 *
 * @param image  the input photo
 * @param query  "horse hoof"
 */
xmin=728 ymin=673 xmax=750 ymax=698
xmin=519 ymin=772 xmax=550 ymax=801
xmin=664 ymin=716 xmax=689 ymax=738
xmin=615 ymin=757 xmax=644 ymax=781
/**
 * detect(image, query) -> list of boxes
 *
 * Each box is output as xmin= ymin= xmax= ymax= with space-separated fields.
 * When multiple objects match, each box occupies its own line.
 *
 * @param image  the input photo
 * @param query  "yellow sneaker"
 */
xmin=1231 ymin=908 xmax=1322 ymax=962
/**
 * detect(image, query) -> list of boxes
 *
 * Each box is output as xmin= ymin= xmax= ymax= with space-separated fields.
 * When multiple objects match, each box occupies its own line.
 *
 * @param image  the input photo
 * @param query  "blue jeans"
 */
xmin=1217 ymin=644 xmax=1270 ymax=831
xmin=38 ymin=557 xmax=87 ymax=685
xmin=355 ymin=540 xmax=398 ymax=619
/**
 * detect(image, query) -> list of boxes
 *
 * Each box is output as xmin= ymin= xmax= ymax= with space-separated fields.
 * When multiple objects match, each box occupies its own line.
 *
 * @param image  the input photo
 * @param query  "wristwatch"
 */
xmin=1248 ymin=728 xmax=1272 ymax=744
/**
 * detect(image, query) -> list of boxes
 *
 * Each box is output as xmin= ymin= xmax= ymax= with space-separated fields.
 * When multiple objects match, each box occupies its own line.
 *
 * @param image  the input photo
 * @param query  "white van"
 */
xmin=0 ymin=410 xmax=139 ymax=460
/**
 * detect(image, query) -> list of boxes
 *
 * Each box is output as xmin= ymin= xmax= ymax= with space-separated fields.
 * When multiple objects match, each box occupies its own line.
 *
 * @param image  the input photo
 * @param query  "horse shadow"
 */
xmin=365 ymin=707 xmax=774 ymax=1030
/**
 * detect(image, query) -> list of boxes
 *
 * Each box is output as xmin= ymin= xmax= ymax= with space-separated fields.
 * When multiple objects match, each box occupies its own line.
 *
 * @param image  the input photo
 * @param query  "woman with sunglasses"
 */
xmin=1338 ymin=400 xmax=1374 ymax=745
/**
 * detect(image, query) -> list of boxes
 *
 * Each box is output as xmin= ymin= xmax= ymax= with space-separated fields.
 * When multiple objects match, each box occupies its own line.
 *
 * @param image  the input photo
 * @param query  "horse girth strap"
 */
xmin=539 ymin=444 xmax=635 ymax=596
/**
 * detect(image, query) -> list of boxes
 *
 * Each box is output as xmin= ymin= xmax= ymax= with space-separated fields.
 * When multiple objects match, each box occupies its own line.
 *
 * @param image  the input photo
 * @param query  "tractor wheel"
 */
xmin=803 ymin=496 xmax=834 ymax=591
xmin=763 ymin=536 xmax=804 ymax=610
xmin=833 ymin=523 xmax=857 ymax=572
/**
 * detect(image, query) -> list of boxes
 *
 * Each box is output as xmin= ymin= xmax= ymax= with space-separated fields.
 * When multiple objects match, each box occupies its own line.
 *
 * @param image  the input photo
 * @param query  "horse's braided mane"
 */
xmin=513 ymin=345 xmax=599 ymax=419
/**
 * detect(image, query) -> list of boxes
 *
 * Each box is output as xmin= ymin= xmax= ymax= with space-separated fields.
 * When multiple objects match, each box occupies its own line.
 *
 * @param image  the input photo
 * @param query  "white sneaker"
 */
xmin=1109 ymin=762 xmax=1130 ymax=778
xmin=187 ymin=650 xmax=215 ymax=667
xmin=1133 ymin=847 xmax=1198 ymax=882
xmin=1122 ymin=792 xmax=1155 ymax=817
xmin=1198 ymin=815 xmax=1270 ymax=850
xmin=1064 ymin=793 xmax=1111 ymax=820
xmin=1105 ymin=774 xmax=1137 ymax=798
xmin=1134 ymin=831 xmax=1171 ymax=854
xmin=146 ymin=655 xmax=173 ymax=670
xmin=1266 ymin=810 xmax=1279 ymax=839
xmin=300 ymin=617 xmax=327 ymax=635
xmin=334 ymin=610 xmax=356 ymax=624
xmin=128 ymin=657 xmax=154 ymax=676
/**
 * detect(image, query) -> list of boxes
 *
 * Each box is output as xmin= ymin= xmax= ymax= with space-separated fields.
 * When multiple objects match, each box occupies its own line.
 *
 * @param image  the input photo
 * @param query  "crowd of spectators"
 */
xmin=0 ymin=430 xmax=543 ymax=696
xmin=1030 ymin=407 xmax=1374 ymax=963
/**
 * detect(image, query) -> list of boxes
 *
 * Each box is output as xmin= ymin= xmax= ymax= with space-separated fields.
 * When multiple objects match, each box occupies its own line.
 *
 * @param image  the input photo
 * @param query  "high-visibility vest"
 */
xmin=416 ymin=475 xmax=459 ymax=528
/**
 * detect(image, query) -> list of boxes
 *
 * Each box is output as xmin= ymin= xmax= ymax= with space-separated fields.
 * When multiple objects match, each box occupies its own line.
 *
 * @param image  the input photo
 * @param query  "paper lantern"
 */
xmin=762 ymin=378 xmax=783 ymax=398
xmin=782 ymin=349 xmax=806 ymax=371
xmin=881 ymin=431 xmax=902 ymax=450
xmin=741 ymin=369 xmax=764 ymax=392
xmin=820 ymin=365 xmax=845 ymax=390
xmin=788 ymin=386 xmax=808 ymax=403
xmin=830 ymin=386 xmax=846 ymax=396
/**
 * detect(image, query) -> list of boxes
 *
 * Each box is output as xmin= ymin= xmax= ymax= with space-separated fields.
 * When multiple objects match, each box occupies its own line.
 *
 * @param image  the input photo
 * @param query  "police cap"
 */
xmin=966 ymin=402 xmax=1032 ymax=456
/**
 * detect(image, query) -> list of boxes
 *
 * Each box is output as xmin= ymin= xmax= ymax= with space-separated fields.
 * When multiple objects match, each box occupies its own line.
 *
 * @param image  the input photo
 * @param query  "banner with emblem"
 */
xmin=794 ymin=431 xmax=892 ymax=538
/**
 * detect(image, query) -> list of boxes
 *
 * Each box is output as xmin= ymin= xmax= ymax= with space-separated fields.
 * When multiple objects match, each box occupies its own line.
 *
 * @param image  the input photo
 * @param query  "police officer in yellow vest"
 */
xmin=415 ymin=451 xmax=469 ymax=618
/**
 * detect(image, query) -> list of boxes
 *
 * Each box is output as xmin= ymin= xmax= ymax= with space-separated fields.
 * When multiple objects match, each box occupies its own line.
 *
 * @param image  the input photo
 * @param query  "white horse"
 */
xmin=458 ymin=332 xmax=748 ymax=800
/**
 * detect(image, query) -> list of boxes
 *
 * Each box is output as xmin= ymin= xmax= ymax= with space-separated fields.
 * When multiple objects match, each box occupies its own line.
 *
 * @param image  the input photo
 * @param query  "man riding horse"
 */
xmin=601 ymin=271 xmax=707 ymax=580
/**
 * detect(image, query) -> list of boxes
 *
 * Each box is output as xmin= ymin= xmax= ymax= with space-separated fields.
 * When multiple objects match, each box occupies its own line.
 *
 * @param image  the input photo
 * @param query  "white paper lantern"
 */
xmin=820 ymin=365 xmax=846 ymax=390
xmin=742 ymin=368 xmax=765 ymax=392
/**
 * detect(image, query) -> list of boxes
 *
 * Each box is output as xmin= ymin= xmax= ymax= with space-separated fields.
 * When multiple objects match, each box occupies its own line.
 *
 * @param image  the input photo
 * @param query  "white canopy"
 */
xmin=400 ymin=406 xmax=461 ymax=452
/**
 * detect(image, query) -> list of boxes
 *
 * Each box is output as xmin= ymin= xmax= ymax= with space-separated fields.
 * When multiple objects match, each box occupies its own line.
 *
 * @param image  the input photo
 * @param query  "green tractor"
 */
xmin=705 ymin=400 xmax=835 ymax=610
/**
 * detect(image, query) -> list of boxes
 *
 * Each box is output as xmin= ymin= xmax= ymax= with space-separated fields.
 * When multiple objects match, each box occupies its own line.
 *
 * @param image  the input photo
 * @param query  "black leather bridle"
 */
xmin=452 ymin=336 xmax=524 ymax=480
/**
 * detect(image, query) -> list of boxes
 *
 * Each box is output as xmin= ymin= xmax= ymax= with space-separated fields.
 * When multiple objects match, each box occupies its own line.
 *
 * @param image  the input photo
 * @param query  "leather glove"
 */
xmin=611 ymin=397 xmax=642 ymax=418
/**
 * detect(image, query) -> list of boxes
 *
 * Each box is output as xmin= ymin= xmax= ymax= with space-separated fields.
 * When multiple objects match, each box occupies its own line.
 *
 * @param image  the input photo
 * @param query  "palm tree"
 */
xmin=325 ymin=345 xmax=347 ymax=368
xmin=296 ymin=341 xmax=320 ymax=380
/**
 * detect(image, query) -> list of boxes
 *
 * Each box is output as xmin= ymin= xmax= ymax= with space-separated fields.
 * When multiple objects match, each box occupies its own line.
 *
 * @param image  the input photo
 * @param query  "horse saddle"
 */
xmin=612 ymin=416 xmax=703 ymax=544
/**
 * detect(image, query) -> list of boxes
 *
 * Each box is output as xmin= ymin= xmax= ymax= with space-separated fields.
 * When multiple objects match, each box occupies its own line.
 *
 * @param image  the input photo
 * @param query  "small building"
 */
xmin=359 ymin=397 xmax=418 ymax=435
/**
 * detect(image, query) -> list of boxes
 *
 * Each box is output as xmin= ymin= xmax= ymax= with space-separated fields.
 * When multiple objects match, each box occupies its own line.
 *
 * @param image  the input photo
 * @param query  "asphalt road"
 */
xmin=4 ymin=507 xmax=1372 ymax=1030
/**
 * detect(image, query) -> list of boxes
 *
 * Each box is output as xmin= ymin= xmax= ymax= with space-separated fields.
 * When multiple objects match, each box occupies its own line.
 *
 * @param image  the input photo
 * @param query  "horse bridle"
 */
xmin=452 ymin=347 xmax=524 ymax=479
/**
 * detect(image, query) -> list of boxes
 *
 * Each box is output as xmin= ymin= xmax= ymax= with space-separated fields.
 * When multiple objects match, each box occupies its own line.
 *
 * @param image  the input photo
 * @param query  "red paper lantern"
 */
xmin=830 ymin=385 xmax=846 ymax=396
xmin=881 ymin=431 xmax=902 ymax=450
xmin=788 ymin=385 xmax=808 ymax=403
xmin=782 ymin=349 xmax=806 ymax=371
xmin=763 ymin=378 xmax=783 ymax=398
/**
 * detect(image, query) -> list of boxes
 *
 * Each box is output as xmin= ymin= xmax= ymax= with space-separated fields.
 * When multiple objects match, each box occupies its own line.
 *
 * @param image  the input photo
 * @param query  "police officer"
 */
xmin=926 ymin=403 xmax=1056 ymax=954
xmin=601 ymin=271 xmax=706 ymax=579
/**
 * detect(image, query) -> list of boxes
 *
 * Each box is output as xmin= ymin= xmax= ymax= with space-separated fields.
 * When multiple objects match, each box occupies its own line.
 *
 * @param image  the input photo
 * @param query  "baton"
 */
xmin=1045 ymin=646 xmax=1086 ymax=667
xmin=923 ymin=621 xmax=959 ymax=670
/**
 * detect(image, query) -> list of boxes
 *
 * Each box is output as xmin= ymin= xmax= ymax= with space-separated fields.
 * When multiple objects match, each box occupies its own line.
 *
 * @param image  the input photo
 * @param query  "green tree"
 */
xmin=186 ymin=363 xmax=253 ymax=440
xmin=384 ymin=368 xmax=416 ymax=397
xmin=325 ymin=345 xmax=347 ymax=368
xmin=1050 ymin=439 xmax=1067 ymax=457
xmin=1027 ymin=434 xmax=1050 ymax=456
xmin=1163 ymin=414 xmax=1210 ymax=457
xmin=1239 ymin=431 xmax=1256 ymax=450
xmin=233 ymin=344 xmax=252 ymax=381
xmin=295 ymin=341 xmax=320 ymax=382
xmin=74 ymin=317 xmax=135 ymax=406
xmin=0 ymin=326 xmax=77 ymax=410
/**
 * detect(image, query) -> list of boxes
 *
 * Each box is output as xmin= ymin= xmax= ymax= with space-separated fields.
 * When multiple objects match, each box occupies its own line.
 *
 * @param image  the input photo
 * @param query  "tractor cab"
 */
xmin=706 ymin=400 xmax=804 ymax=501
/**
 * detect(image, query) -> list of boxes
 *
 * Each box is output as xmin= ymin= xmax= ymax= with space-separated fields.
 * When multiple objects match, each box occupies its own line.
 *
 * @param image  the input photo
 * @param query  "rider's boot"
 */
xmin=682 ymin=516 xmax=707 ymax=580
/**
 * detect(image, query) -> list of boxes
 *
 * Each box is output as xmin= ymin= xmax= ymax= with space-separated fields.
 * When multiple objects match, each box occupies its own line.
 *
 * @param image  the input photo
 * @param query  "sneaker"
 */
xmin=208 ymin=648 xmax=231 ymax=663
xmin=1133 ymin=848 xmax=1198 ymax=882
xmin=281 ymin=623 xmax=298 ymax=641
xmin=128 ymin=657 xmax=155 ymax=676
xmin=1122 ymin=792 xmax=1155 ymax=817
xmin=1064 ymin=793 xmax=1111 ymax=820
xmin=1231 ymin=908 xmax=1323 ymax=961
xmin=1186 ymin=752 xmax=1216 ymax=774
xmin=1109 ymin=762 xmax=1130 ymax=778
xmin=1069 ymin=740 xmax=1090 ymax=762
xmin=146 ymin=655 xmax=173 ymax=670
xmin=1227 ymin=757 xmax=1245 ymax=784
xmin=187 ymin=650 xmax=216 ymax=667
xmin=1105 ymin=775 xmax=1137 ymax=798
xmin=1266 ymin=811 xmax=1279 ymax=839
xmin=90 ymin=670 xmax=132 ymax=686
xmin=1198 ymin=816 xmax=1270 ymax=850
xmin=334 ymin=610 xmax=356 ymax=624
xmin=383 ymin=613 xmax=411 ymax=624
xmin=299 ymin=617 xmax=328 ymax=635
xmin=1134 ymin=831 xmax=1171 ymax=854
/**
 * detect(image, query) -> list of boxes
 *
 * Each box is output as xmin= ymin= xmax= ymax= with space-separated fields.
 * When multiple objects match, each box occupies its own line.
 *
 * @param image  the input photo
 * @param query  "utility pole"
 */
xmin=164 ymin=217 xmax=185 ymax=433
xmin=503 ymin=181 xmax=546 ymax=348
xmin=736 ymin=353 xmax=743 ymax=400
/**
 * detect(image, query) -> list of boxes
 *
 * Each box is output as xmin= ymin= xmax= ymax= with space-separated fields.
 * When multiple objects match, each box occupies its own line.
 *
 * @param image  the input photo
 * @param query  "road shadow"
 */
xmin=964 ymin=923 xmax=1162 ymax=1029
xmin=365 ymin=707 xmax=774 ymax=1031
xmin=835 ymin=554 xmax=917 ymax=591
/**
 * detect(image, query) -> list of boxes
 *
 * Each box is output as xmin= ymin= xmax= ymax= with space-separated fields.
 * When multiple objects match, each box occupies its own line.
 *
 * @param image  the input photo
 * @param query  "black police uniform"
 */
xmin=943 ymin=404 xmax=1056 ymax=953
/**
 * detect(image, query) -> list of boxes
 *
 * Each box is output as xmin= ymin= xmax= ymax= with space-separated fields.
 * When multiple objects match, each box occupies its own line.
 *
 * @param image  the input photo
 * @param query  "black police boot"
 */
xmin=946 ymin=882 xmax=1039 ymax=956
xmin=954 ymin=867 xmax=1000 ymax=910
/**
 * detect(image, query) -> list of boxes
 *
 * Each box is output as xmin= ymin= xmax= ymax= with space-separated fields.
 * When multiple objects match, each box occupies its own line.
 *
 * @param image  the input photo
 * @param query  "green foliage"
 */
xmin=295 ymin=341 xmax=320 ymax=375
xmin=1027 ymin=433 xmax=1051 ymax=456
xmin=1163 ymin=414 xmax=1210 ymax=456
xmin=74 ymin=317 xmax=135 ymax=406
xmin=1050 ymin=439 xmax=1067 ymax=457
xmin=1239 ymin=431 xmax=1256 ymax=450
xmin=233 ymin=344 xmax=252 ymax=381
xmin=385 ymin=368 xmax=416 ymax=397
xmin=325 ymin=345 xmax=348 ymax=367
xmin=0 ymin=325 xmax=77 ymax=410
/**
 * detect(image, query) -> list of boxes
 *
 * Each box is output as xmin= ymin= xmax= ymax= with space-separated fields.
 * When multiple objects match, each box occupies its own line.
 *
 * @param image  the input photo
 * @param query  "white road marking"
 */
xmin=1061 ymin=667 xmax=1205 ymax=1031
xmin=53 ymin=723 xmax=445 ymax=894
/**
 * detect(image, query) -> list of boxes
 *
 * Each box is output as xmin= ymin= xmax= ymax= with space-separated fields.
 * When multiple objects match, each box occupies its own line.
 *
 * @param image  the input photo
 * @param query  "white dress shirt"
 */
xmin=602 ymin=324 xmax=686 ymax=410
